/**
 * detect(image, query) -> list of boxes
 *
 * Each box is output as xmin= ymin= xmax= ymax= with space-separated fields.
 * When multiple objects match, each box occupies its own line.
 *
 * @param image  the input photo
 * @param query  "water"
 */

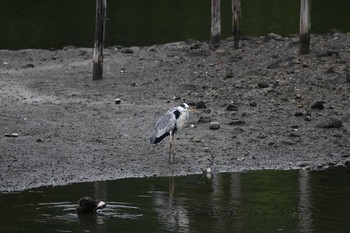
xmin=1 ymin=168 xmax=350 ymax=233
xmin=0 ymin=0 xmax=349 ymax=49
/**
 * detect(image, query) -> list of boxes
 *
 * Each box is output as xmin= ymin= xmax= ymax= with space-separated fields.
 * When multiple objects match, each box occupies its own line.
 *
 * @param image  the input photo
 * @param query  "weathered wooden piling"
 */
xmin=232 ymin=0 xmax=241 ymax=49
xmin=92 ymin=0 xmax=107 ymax=80
xmin=299 ymin=0 xmax=311 ymax=55
xmin=211 ymin=0 xmax=221 ymax=45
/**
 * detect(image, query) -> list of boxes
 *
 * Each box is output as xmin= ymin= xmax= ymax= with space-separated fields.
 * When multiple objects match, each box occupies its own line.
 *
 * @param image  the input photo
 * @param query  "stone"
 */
xmin=267 ymin=60 xmax=281 ymax=69
xmin=115 ymin=98 xmax=121 ymax=104
xmin=196 ymin=101 xmax=206 ymax=109
xmin=198 ymin=116 xmax=211 ymax=124
xmin=192 ymin=137 xmax=202 ymax=143
xmin=4 ymin=133 xmax=18 ymax=137
xmin=121 ymin=48 xmax=134 ymax=54
xmin=304 ymin=116 xmax=312 ymax=121
xmin=249 ymin=101 xmax=257 ymax=107
xmin=209 ymin=121 xmax=220 ymax=130
xmin=311 ymin=101 xmax=325 ymax=110
xmin=226 ymin=103 xmax=238 ymax=111
xmin=24 ymin=64 xmax=35 ymax=68
xmin=317 ymin=119 xmax=342 ymax=128
xmin=258 ymin=82 xmax=269 ymax=88
xmin=229 ymin=119 xmax=245 ymax=125
xmin=266 ymin=33 xmax=283 ymax=40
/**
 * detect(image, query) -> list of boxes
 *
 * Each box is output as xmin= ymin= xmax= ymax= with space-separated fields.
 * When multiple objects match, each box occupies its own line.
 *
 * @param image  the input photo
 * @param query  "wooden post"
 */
xmin=211 ymin=0 xmax=221 ymax=45
xmin=93 ymin=0 xmax=107 ymax=80
xmin=232 ymin=0 xmax=241 ymax=49
xmin=299 ymin=0 xmax=311 ymax=55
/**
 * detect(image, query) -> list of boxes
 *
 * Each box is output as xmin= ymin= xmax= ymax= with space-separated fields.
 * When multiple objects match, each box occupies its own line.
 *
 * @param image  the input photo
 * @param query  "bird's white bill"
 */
xmin=96 ymin=201 xmax=106 ymax=209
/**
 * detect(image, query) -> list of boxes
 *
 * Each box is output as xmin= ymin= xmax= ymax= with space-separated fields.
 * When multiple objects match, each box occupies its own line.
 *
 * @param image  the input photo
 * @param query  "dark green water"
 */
xmin=1 ymin=168 xmax=350 ymax=233
xmin=0 ymin=0 xmax=349 ymax=49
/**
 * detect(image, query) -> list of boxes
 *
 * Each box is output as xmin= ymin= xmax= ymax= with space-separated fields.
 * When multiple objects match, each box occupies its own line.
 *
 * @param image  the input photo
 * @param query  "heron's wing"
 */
xmin=154 ymin=110 xmax=176 ymax=138
xmin=150 ymin=110 xmax=177 ymax=144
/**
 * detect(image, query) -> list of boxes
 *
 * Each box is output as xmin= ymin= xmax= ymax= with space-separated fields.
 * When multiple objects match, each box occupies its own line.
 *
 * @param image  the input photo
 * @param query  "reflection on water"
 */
xmin=0 ymin=0 xmax=349 ymax=49
xmin=1 ymin=167 xmax=350 ymax=233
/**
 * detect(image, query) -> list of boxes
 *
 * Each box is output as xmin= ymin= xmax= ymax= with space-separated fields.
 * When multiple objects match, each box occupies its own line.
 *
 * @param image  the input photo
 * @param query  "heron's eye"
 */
xmin=180 ymin=103 xmax=188 ymax=108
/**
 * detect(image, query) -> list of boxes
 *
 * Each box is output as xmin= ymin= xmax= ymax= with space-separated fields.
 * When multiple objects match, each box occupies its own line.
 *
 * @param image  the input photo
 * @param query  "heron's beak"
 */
xmin=188 ymin=106 xmax=198 ymax=113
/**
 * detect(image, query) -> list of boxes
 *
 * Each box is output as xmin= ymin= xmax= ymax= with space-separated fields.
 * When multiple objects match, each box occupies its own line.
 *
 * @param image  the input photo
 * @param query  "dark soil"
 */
xmin=1 ymin=32 xmax=349 ymax=192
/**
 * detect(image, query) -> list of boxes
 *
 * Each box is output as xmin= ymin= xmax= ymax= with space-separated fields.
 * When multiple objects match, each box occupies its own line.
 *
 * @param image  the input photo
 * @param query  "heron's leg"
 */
xmin=172 ymin=135 xmax=176 ymax=162
xmin=169 ymin=131 xmax=173 ymax=163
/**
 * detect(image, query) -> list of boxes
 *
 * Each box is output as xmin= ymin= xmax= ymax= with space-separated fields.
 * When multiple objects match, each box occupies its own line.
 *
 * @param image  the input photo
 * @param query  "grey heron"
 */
xmin=150 ymin=103 xmax=194 ymax=163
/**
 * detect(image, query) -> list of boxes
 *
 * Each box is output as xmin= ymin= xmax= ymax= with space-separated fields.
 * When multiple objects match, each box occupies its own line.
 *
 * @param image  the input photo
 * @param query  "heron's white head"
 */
xmin=179 ymin=103 xmax=189 ymax=109
xmin=179 ymin=103 xmax=197 ymax=112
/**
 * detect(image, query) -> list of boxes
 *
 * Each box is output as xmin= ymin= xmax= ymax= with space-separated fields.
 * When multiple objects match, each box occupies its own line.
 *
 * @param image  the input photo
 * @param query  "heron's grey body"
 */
xmin=150 ymin=103 xmax=190 ymax=162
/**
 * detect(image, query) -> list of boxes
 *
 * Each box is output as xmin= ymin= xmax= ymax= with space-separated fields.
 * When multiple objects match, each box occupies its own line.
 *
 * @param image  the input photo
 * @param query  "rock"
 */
xmin=226 ymin=103 xmax=238 ymax=111
xmin=198 ymin=116 xmax=211 ymax=124
xmin=317 ymin=119 xmax=342 ymax=128
xmin=192 ymin=137 xmax=202 ymax=143
xmin=24 ymin=64 xmax=35 ymax=68
xmin=326 ymin=66 xmax=335 ymax=74
xmin=4 ymin=133 xmax=19 ymax=137
xmin=304 ymin=116 xmax=312 ymax=121
xmin=289 ymin=132 xmax=301 ymax=137
xmin=295 ymin=111 xmax=303 ymax=117
xmin=311 ymin=101 xmax=325 ymax=110
xmin=115 ymin=98 xmax=121 ymax=104
xmin=267 ymin=60 xmax=281 ymax=69
xmin=209 ymin=121 xmax=220 ymax=130
xmin=336 ymin=72 xmax=350 ymax=83
xmin=317 ymin=50 xmax=340 ymax=58
xmin=229 ymin=119 xmax=245 ymax=125
xmin=258 ymin=82 xmax=269 ymax=88
xmin=249 ymin=101 xmax=257 ymax=107
xmin=196 ymin=101 xmax=206 ymax=109
xmin=266 ymin=33 xmax=283 ymax=40
xmin=224 ymin=72 xmax=234 ymax=79
xmin=344 ymin=161 xmax=350 ymax=168
xmin=121 ymin=48 xmax=134 ymax=54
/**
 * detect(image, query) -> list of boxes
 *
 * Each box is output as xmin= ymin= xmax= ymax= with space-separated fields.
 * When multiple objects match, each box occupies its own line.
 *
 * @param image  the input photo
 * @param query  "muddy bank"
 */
xmin=0 ymin=33 xmax=349 ymax=192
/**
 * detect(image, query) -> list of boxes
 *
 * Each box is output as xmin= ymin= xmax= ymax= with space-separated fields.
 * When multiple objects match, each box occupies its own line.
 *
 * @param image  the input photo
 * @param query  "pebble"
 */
xmin=304 ymin=116 xmax=312 ymax=121
xmin=198 ymin=116 xmax=211 ymax=124
xmin=120 ymin=48 xmax=134 ymax=54
xmin=289 ymin=132 xmax=301 ymax=137
xmin=249 ymin=101 xmax=257 ymax=107
xmin=24 ymin=63 xmax=35 ymax=68
xmin=266 ymin=33 xmax=283 ymax=41
xmin=209 ymin=121 xmax=220 ymax=130
xmin=316 ymin=119 xmax=342 ymax=128
xmin=229 ymin=119 xmax=245 ymax=125
xmin=196 ymin=101 xmax=206 ymax=109
xmin=258 ymin=82 xmax=269 ymax=88
xmin=115 ymin=98 xmax=121 ymax=104
xmin=4 ymin=133 xmax=18 ymax=137
xmin=267 ymin=60 xmax=281 ymax=69
xmin=336 ymin=72 xmax=350 ymax=83
xmin=295 ymin=111 xmax=303 ymax=117
xmin=226 ymin=103 xmax=238 ymax=111
xmin=311 ymin=101 xmax=325 ymax=110
xmin=192 ymin=137 xmax=202 ymax=143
